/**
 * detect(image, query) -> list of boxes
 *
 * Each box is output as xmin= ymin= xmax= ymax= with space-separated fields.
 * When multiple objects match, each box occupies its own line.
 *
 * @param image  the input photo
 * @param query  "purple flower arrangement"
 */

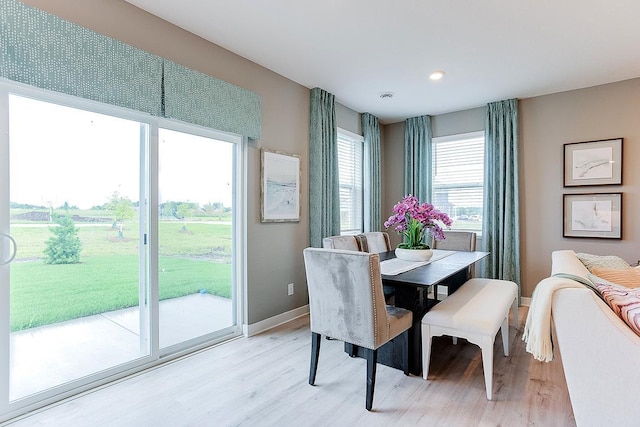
xmin=384 ymin=195 xmax=453 ymax=249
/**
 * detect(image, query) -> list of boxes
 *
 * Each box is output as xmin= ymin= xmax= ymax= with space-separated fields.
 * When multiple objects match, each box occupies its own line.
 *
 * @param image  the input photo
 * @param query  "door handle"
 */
xmin=0 ymin=233 xmax=17 ymax=265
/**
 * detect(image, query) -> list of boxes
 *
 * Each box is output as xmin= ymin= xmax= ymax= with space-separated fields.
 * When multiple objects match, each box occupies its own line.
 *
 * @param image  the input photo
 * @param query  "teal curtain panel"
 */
xmin=482 ymin=98 xmax=521 ymax=292
xmin=362 ymin=112 xmax=381 ymax=232
xmin=309 ymin=87 xmax=340 ymax=247
xmin=404 ymin=115 xmax=432 ymax=203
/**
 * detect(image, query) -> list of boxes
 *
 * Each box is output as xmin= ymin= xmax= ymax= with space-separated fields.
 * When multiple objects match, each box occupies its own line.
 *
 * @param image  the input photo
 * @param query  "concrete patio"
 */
xmin=10 ymin=293 xmax=233 ymax=400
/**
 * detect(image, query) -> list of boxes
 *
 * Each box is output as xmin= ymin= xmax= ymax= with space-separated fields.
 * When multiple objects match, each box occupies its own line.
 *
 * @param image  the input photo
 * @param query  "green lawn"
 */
xmin=9 ymin=216 xmax=233 ymax=332
xmin=10 ymin=255 xmax=231 ymax=331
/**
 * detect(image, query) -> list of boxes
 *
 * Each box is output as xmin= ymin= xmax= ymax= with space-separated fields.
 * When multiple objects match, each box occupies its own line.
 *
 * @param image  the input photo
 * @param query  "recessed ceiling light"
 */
xmin=429 ymin=71 xmax=445 ymax=81
xmin=379 ymin=92 xmax=394 ymax=99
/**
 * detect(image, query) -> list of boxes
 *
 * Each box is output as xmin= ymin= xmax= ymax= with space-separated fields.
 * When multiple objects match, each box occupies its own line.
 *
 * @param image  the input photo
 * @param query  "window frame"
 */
xmin=336 ymin=128 xmax=364 ymax=236
xmin=431 ymin=130 xmax=485 ymax=234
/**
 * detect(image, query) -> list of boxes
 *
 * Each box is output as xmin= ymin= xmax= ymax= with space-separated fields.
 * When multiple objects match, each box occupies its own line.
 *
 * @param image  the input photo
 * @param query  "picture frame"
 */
xmin=563 ymin=138 xmax=622 ymax=187
xmin=261 ymin=148 xmax=301 ymax=223
xmin=563 ymin=193 xmax=622 ymax=239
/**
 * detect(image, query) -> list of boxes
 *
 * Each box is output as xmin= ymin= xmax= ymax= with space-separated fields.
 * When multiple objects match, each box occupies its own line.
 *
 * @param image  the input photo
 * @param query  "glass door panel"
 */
xmin=158 ymin=128 xmax=235 ymax=349
xmin=6 ymin=94 xmax=149 ymax=400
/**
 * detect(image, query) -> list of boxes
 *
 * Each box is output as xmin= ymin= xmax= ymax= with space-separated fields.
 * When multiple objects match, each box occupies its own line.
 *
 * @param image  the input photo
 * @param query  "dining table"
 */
xmin=347 ymin=249 xmax=490 ymax=375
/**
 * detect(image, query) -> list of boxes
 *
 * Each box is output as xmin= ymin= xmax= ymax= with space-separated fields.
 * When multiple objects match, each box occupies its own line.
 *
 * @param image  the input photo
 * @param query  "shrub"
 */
xmin=43 ymin=214 xmax=82 ymax=264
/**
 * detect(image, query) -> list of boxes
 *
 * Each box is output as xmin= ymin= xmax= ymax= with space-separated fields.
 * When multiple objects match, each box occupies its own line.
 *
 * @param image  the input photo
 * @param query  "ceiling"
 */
xmin=125 ymin=0 xmax=640 ymax=124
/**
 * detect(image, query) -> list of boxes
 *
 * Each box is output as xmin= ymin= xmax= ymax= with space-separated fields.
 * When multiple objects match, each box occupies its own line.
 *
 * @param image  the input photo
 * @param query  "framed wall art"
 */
xmin=261 ymin=148 xmax=300 ymax=222
xmin=563 ymin=193 xmax=622 ymax=239
xmin=563 ymin=138 xmax=623 ymax=187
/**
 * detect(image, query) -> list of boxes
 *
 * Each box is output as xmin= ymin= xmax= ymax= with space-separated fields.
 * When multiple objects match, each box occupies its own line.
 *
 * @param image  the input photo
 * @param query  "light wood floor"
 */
xmin=7 ymin=307 xmax=576 ymax=427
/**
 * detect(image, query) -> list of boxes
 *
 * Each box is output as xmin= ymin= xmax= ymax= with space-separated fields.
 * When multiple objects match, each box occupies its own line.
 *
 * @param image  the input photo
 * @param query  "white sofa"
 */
xmin=546 ymin=250 xmax=640 ymax=426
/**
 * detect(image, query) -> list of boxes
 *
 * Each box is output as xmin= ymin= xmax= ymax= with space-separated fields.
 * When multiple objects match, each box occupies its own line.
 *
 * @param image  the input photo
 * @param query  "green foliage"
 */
xmin=43 ymin=213 xmax=82 ymax=264
xmin=397 ymin=217 xmax=430 ymax=249
xmin=176 ymin=202 xmax=194 ymax=219
xmin=106 ymin=191 xmax=135 ymax=222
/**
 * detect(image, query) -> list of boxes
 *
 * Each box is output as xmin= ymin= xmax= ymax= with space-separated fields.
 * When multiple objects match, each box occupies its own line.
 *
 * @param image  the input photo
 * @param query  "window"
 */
xmin=337 ymin=128 xmax=364 ymax=235
xmin=0 ymin=82 xmax=244 ymax=416
xmin=432 ymin=131 xmax=485 ymax=232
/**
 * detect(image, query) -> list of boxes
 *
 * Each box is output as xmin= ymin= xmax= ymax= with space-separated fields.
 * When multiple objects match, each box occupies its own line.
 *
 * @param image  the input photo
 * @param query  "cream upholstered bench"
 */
xmin=421 ymin=278 xmax=518 ymax=400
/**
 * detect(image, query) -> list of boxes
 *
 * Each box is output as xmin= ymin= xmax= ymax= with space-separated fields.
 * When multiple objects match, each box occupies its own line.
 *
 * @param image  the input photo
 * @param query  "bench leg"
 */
xmin=421 ymin=324 xmax=432 ymax=380
xmin=501 ymin=316 xmax=509 ymax=356
xmin=480 ymin=335 xmax=494 ymax=400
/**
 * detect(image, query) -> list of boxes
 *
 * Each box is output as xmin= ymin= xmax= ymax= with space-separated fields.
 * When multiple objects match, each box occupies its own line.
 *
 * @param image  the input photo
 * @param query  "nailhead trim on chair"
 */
xmin=369 ymin=256 xmax=379 ymax=346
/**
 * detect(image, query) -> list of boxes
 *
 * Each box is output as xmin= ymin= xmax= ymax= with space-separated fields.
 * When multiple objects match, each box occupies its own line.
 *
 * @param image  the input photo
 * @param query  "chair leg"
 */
xmin=421 ymin=324 xmax=433 ymax=380
xmin=501 ymin=317 xmax=510 ymax=356
xmin=480 ymin=335 xmax=494 ymax=400
xmin=309 ymin=332 xmax=321 ymax=385
xmin=512 ymin=297 xmax=519 ymax=329
xmin=365 ymin=348 xmax=378 ymax=411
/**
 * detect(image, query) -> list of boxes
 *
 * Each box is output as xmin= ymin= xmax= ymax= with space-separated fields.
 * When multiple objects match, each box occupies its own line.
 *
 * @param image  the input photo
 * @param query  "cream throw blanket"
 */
xmin=523 ymin=250 xmax=593 ymax=362
xmin=522 ymin=277 xmax=585 ymax=362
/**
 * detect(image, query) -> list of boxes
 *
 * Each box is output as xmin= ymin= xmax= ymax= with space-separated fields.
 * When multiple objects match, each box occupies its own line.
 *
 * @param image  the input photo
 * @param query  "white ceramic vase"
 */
xmin=395 ymin=247 xmax=433 ymax=262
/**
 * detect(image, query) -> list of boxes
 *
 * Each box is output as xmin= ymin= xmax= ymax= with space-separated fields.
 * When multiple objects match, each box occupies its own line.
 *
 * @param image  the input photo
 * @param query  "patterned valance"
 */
xmin=0 ymin=0 xmax=261 ymax=139
xmin=164 ymin=60 xmax=261 ymax=139
xmin=0 ymin=0 xmax=162 ymax=115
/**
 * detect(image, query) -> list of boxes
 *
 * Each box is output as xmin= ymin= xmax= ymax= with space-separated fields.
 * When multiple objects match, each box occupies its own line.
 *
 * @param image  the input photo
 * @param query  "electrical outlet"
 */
xmin=287 ymin=283 xmax=294 ymax=295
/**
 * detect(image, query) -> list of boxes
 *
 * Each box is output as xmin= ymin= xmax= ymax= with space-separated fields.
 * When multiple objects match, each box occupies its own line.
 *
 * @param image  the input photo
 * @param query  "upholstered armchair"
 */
xmin=303 ymin=248 xmax=413 ymax=411
xmin=321 ymin=235 xmax=361 ymax=251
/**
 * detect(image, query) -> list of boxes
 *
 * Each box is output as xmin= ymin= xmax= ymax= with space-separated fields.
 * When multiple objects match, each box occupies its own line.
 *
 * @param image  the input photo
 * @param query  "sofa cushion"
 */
xmin=594 ymin=282 xmax=640 ymax=337
xmin=576 ymin=253 xmax=630 ymax=271
xmin=590 ymin=267 xmax=640 ymax=288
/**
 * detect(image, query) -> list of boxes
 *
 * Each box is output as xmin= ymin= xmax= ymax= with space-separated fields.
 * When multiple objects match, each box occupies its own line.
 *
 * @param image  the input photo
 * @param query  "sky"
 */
xmin=9 ymin=95 xmax=233 ymax=210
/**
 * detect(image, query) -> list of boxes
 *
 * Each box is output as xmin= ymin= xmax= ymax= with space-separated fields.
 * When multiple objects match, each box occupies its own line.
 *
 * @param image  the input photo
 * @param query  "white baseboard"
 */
xmin=243 ymin=295 xmax=530 ymax=337
xmin=243 ymin=305 xmax=309 ymax=337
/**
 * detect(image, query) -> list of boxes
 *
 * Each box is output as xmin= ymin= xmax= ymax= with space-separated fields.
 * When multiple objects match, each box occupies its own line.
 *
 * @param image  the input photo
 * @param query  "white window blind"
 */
xmin=432 ymin=131 xmax=485 ymax=232
xmin=337 ymin=129 xmax=364 ymax=235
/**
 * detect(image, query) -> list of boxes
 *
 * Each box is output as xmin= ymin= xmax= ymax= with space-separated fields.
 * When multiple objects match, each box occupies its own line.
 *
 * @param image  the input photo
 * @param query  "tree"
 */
xmin=43 ymin=213 xmax=82 ymax=264
xmin=176 ymin=203 xmax=192 ymax=231
xmin=106 ymin=191 xmax=135 ymax=225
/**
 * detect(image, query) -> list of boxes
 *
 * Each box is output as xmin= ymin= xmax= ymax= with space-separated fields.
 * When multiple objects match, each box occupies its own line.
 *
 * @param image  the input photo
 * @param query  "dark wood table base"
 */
xmin=347 ymin=267 xmax=470 ymax=376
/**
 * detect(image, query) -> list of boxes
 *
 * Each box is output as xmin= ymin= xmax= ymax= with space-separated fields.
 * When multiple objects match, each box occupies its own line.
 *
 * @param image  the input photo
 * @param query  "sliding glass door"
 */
xmin=0 ymin=83 xmax=244 ymax=420
xmin=158 ymin=127 xmax=238 ymax=350
xmin=2 ymin=92 xmax=150 ymax=402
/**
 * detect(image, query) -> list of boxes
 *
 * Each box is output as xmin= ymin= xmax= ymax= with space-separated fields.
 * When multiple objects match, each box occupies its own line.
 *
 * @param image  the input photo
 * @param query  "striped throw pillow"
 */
xmin=595 ymin=283 xmax=640 ymax=337
xmin=591 ymin=266 xmax=640 ymax=288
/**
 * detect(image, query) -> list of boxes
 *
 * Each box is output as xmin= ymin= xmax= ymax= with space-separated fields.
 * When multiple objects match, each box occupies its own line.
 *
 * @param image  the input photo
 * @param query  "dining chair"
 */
xmin=357 ymin=232 xmax=395 ymax=303
xmin=432 ymin=230 xmax=477 ymax=252
xmin=355 ymin=232 xmax=391 ymax=254
xmin=432 ymin=231 xmax=477 ymax=299
xmin=303 ymin=248 xmax=413 ymax=411
xmin=321 ymin=235 xmax=362 ymax=251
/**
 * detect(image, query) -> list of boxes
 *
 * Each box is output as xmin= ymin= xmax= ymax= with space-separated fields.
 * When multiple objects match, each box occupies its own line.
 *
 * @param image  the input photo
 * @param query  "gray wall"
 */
xmin=24 ymin=0 xmax=312 ymax=325
xmin=20 ymin=0 xmax=640 ymax=306
xmin=383 ymin=82 xmax=639 ymax=298
xmin=336 ymin=102 xmax=362 ymax=135
xmin=520 ymin=79 xmax=639 ymax=297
